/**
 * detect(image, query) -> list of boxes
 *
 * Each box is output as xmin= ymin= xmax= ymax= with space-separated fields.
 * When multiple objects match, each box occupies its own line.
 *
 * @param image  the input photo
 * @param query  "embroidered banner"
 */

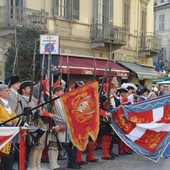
xmin=59 ymin=81 xmax=99 ymax=151
xmin=111 ymin=94 xmax=170 ymax=162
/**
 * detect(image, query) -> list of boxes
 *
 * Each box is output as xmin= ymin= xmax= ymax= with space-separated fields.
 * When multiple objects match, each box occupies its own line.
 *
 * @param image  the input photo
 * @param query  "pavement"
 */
xmin=13 ymin=144 xmax=170 ymax=170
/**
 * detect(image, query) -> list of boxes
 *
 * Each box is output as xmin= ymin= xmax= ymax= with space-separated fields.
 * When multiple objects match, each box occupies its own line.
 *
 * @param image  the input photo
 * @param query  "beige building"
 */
xmin=0 ymin=0 xmax=162 ymax=88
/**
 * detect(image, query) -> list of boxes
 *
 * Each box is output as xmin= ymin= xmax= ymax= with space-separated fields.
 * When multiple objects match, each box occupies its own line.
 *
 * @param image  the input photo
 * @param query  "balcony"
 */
xmin=0 ymin=6 xmax=48 ymax=32
xmin=138 ymin=32 xmax=162 ymax=57
xmin=91 ymin=23 xmax=128 ymax=51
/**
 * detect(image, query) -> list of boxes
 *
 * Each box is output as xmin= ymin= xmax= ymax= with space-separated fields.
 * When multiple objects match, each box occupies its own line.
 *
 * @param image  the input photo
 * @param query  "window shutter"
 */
xmin=72 ymin=0 xmax=79 ymax=20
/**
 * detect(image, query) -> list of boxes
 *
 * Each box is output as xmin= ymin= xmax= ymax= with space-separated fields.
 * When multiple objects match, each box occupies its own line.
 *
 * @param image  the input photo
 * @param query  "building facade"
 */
xmin=154 ymin=0 xmax=170 ymax=72
xmin=0 ymin=0 xmax=162 ymax=88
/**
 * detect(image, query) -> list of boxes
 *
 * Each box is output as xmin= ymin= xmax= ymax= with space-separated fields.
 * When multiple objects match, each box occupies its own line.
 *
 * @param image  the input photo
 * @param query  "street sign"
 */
xmin=40 ymin=35 xmax=60 ymax=54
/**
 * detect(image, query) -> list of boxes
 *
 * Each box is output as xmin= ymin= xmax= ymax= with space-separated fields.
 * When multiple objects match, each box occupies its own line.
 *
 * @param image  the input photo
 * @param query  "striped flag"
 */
xmin=0 ymin=127 xmax=20 ymax=149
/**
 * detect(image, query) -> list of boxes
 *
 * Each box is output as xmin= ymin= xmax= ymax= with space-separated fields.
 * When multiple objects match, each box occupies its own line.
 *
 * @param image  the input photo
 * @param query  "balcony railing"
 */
xmin=0 ymin=6 xmax=48 ymax=31
xmin=91 ymin=23 xmax=128 ymax=46
xmin=138 ymin=32 xmax=162 ymax=53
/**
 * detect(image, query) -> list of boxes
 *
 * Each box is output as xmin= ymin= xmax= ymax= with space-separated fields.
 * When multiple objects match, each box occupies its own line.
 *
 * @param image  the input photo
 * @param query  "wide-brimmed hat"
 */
xmin=117 ymin=87 xmax=128 ymax=93
xmin=20 ymin=80 xmax=32 ymax=90
xmin=121 ymin=83 xmax=137 ymax=91
xmin=136 ymin=86 xmax=149 ymax=95
xmin=18 ymin=80 xmax=33 ymax=94
xmin=4 ymin=75 xmax=20 ymax=87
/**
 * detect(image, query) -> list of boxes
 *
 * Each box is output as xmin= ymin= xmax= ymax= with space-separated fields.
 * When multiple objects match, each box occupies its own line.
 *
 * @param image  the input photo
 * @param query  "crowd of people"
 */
xmin=0 ymin=74 xmax=169 ymax=170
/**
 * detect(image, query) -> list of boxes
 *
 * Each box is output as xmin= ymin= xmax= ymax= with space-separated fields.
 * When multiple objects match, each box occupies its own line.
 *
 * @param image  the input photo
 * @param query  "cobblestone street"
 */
xmin=14 ymin=146 xmax=170 ymax=170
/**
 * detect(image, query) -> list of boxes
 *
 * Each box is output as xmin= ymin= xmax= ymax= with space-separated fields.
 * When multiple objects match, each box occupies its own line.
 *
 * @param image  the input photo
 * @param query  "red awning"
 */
xmin=58 ymin=56 xmax=129 ymax=77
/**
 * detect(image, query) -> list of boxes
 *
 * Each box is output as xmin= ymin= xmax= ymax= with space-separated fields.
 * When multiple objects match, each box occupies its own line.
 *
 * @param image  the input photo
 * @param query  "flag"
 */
xmin=57 ymin=81 xmax=99 ymax=151
xmin=0 ymin=127 xmax=20 ymax=150
xmin=111 ymin=94 xmax=170 ymax=162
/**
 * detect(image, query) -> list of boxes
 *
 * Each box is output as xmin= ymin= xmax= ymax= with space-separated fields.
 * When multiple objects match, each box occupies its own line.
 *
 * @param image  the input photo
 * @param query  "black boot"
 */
xmin=109 ymin=136 xmax=118 ymax=158
xmin=67 ymin=143 xmax=81 ymax=169
xmin=1 ymin=154 xmax=14 ymax=170
xmin=0 ymin=162 xmax=5 ymax=170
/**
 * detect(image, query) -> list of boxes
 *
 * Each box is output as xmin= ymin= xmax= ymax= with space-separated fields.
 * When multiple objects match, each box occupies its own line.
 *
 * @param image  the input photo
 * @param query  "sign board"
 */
xmin=40 ymin=35 xmax=60 ymax=54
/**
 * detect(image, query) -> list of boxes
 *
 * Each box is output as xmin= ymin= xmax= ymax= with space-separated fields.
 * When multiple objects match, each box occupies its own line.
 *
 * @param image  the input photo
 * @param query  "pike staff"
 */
xmin=37 ymin=53 xmax=45 ymax=105
xmin=59 ymin=49 xmax=63 ymax=85
xmin=29 ymin=39 xmax=37 ymax=102
xmin=47 ymin=49 xmax=53 ymax=112
xmin=66 ymin=52 xmax=70 ymax=92
xmin=93 ymin=48 xmax=96 ymax=80
xmin=13 ymin=44 xmax=19 ymax=74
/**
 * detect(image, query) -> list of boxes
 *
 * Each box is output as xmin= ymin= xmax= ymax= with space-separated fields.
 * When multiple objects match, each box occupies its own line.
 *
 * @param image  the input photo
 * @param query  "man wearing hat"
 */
xmin=4 ymin=75 xmax=26 ymax=166
xmin=0 ymin=84 xmax=20 ymax=170
xmin=4 ymin=75 xmax=24 ymax=116
xmin=117 ymin=87 xmax=132 ymax=155
xmin=19 ymin=80 xmax=34 ymax=168
xmin=137 ymin=86 xmax=149 ymax=102
xmin=121 ymin=83 xmax=137 ymax=104
xmin=99 ymin=81 xmax=119 ymax=160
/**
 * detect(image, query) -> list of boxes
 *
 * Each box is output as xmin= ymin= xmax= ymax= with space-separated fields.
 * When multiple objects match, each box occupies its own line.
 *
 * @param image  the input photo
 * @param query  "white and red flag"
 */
xmin=0 ymin=127 xmax=20 ymax=149
xmin=111 ymin=95 xmax=170 ymax=162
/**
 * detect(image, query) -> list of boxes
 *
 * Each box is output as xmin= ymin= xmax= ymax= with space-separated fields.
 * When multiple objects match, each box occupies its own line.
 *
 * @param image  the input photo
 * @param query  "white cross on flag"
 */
xmin=111 ymin=95 xmax=170 ymax=162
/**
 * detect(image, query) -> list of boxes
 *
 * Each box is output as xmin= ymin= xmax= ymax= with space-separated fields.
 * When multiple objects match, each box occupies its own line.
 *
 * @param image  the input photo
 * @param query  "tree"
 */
xmin=5 ymin=26 xmax=42 ymax=81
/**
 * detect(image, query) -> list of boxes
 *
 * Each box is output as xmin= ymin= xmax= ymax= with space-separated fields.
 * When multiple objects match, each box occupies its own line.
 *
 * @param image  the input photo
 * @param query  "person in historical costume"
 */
xmin=121 ymin=83 xmax=137 ymax=104
xmin=4 ymin=75 xmax=27 ymax=166
xmin=46 ymin=85 xmax=66 ymax=170
xmin=53 ymin=78 xmax=67 ymax=161
xmin=117 ymin=87 xmax=132 ymax=155
xmin=18 ymin=80 xmax=34 ymax=169
xmin=4 ymin=75 xmax=25 ymax=116
xmin=99 ymin=81 xmax=119 ymax=160
xmin=28 ymin=84 xmax=55 ymax=170
xmin=136 ymin=86 xmax=149 ymax=102
xmin=0 ymin=84 xmax=20 ymax=170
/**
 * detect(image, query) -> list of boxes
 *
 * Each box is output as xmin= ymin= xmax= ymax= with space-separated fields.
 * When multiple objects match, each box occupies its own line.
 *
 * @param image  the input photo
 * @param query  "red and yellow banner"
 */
xmin=60 ymin=81 xmax=99 ymax=151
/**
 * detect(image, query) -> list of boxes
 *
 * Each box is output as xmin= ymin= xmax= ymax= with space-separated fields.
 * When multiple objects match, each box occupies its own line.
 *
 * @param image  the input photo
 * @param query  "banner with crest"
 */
xmin=58 ymin=81 xmax=99 ymax=151
xmin=111 ymin=94 xmax=170 ymax=162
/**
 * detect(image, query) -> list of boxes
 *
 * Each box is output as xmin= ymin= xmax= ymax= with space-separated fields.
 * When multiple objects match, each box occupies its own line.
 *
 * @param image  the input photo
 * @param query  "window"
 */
xmin=56 ymin=0 xmax=67 ymax=18
xmin=8 ymin=0 xmax=24 ymax=19
xmin=54 ymin=0 xmax=79 ymax=20
xmin=93 ymin=0 xmax=113 ymax=24
xmin=72 ymin=0 xmax=79 ymax=20
xmin=123 ymin=0 xmax=130 ymax=29
xmin=141 ymin=8 xmax=147 ymax=32
xmin=159 ymin=14 xmax=165 ymax=30
xmin=160 ymin=0 xmax=165 ymax=3
xmin=98 ymin=0 xmax=104 ymax=24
